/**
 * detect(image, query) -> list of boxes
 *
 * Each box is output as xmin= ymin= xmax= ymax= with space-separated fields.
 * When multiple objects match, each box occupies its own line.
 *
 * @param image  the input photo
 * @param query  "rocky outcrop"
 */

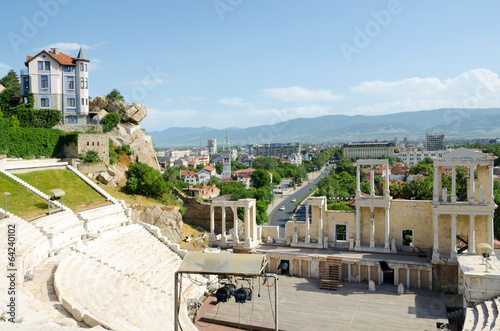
xmin=131 ymin=205 xmax=183 ymax=243
xmin=90 ymin=95 xmax=160 ymax=171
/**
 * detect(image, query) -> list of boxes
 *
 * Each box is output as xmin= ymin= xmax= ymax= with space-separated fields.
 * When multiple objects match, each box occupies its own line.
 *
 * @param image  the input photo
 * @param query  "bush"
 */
xmin=4 ymin=104 xmax=61 ymax=128
xmin=81 ymin=150 xmax=100 ymax=163
xmin=101 ymin=112 xmax=120 ymax=133
xmin=0 ymin=126 xmax=68 ymax=157
xmin=126 ymin=162 xmax=168 ymax=197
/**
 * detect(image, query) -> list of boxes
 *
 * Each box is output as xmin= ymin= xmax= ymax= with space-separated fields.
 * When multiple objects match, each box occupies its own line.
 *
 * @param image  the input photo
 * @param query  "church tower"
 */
xmin=222 ymin=131 xmax=231 ymax=179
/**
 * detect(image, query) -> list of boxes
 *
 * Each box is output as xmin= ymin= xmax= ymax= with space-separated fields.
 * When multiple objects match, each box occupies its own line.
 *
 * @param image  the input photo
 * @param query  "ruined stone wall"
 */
xmin=174 ymin=188 xmax=234 ymax=234
xmin=78 ymin=133 xmax=109 ymax=164
xmin=432 ymin=263 xmax=458 ymax=293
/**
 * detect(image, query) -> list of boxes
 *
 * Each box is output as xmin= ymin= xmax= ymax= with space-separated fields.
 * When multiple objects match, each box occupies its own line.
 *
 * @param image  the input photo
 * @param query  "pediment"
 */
xmin=440 ymin=148 xmax=496 ymax=162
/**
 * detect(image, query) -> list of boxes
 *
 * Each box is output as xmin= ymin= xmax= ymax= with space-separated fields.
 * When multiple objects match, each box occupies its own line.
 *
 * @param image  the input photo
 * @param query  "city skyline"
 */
xmin=1 ymin=1 xmax=500 ymax=132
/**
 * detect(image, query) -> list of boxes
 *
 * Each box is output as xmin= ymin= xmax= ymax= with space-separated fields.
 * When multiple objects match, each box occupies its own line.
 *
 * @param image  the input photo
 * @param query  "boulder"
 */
xmin=94 ymin=109 xmax=108 ymax=121
xmin=108 ymin=164 xmax=127 ymax=186
xmin=131 ymin=205 xmax=183 ymax=243
xmin=121 ymin=105 xmax=138 ymax=122
xmin=97 ymin=172 xmax=112 ymax=184
xmin=130 ymin=136 xmax=161 ymax=171
xmin=368 ymin=280 xmax=376 ymax=292
xmin=130 ymin=106 xmax=147 ymax=123
xmin=107 ymin=168 xmax=116 ymax=177
xmin=90 ymin=95 xmax=108 ymax=109
xmin=107 ymin=100 xmax=126 ymax=116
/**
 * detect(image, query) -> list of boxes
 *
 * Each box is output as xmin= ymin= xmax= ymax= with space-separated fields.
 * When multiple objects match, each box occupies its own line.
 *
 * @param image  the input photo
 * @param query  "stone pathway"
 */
xmin=23 ymin=249 xmax=90 ymax=328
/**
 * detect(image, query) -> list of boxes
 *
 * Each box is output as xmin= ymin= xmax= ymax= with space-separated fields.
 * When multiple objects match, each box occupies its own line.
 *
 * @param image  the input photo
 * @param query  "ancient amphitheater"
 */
xmin=0 ymin=161 xmax=200 ymax=330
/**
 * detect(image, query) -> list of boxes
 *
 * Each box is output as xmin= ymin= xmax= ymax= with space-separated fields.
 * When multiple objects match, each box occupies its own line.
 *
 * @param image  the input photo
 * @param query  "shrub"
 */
xmin=3 ymin=104 xmax=61 ymax=128
xmin=126 ymin=162 xmax=168 ymax=197
xmin=101 ymin=112 xmax=120 ymax=133
xmin=0 ymin=126 xmax=67 ymax=157
xmin=81 ymin=150 xmax=100 ymax=163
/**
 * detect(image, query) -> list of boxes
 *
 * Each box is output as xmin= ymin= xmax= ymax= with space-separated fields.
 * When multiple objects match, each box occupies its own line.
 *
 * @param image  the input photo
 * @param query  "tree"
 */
xmin=106 ymin=89 xmax=124 ymax=102
xmin=81 ymin=150 xmax=100 ymax=163
xmin=252 ymin=156 xmax=279 ymax=172
xmin=0 ymin=70 xmax=21 ymax=96
xmin=126 ymin=162 xmax=168 ymax=197
xmin=101 ymin=112 xmax=121 ymax=133
xmin=251 ymin=169 xmax=271 ymax=189
xmin=9 ymin=115 xmax=20 ymax=128
xmin=255 ymin=201 xmax=269 ymax=225
xmin=162 ymin=164 xmax=179 ymax=182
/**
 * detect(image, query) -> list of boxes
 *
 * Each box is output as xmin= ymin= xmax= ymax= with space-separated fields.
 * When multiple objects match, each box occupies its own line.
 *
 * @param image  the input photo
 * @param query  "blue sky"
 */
xmin=1 ymin=0 xmax=500 ymax=132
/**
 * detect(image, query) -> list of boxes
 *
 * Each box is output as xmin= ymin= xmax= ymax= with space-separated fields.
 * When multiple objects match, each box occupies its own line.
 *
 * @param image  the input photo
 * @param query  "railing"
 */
xmin=19 ymin=69 xmax=29 ymax=76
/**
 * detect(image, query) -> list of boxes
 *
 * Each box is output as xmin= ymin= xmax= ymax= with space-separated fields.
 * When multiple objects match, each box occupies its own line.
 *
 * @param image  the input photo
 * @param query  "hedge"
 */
xmin=4 ymin=104 xmax=61 ymax=128
xmin=0 ymin=124 xmax=79 ymax=158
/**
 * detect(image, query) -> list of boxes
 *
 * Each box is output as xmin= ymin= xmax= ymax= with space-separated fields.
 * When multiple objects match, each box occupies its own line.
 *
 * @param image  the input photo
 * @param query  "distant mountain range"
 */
xmin=149 ymin=108 xmax=500 ymax=148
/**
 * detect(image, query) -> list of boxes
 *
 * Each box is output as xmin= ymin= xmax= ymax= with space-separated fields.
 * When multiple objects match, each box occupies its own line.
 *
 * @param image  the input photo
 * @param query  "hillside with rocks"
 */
xmin=90 ymin=95 xmax=160 ymax=171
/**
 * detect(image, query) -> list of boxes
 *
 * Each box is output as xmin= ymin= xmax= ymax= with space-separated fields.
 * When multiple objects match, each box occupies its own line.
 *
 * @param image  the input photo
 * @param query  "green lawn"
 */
xmin=17 ymin=169 xmax=109 ymax=211
xmin=0 ymin=172 xmax=48 ymax=220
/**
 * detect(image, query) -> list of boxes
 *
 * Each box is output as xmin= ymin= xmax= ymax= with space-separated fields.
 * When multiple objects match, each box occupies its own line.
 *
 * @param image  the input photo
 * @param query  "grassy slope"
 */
xmin=0 ymin=172 xmax=48 ymax=219
xmin=17 ymin=169 xmax=109 ymax=211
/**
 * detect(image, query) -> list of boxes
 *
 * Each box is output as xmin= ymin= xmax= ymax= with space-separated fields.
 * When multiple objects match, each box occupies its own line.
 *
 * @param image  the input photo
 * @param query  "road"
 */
xmin=268 ymin=166 xmax=331 ymax=238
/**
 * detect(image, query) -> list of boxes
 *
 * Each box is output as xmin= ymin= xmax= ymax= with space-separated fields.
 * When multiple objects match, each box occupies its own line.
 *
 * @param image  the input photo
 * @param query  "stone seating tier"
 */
xmin=462 ymin=297 xmax=499 ymax=331
xmin=31 ymin=210 xmax=84 ymax=249
xmin=76 ymin=203 xmax=127 ymax=234
xmin=54 ymin=225 xmax=192 ymax=330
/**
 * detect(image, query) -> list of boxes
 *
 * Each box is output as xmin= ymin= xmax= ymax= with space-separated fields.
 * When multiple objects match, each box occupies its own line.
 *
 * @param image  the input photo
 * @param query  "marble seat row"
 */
xmin=76 ymin=202 xmax=127 ymax=234
xmin=54 ymin=225 xmax=193 ymax=330
xmin=31 ymin=210 xmax=84 ymax=249
xmin=462 ymin=296 xmax=499 ymax=331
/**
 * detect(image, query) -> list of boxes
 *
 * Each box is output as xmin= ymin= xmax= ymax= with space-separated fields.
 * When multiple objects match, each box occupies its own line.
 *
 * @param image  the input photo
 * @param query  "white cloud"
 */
xmin=0 ymin=63 xmax=11 ymax=77
xmin=127 ymin=78 xmax=170 ymax=86
xmin=88 ymin=58 xmax=103 ymax=71
xmin=349 ymin=69 xmax=500 ymax=115
xmin=260 ymin=86 xmax=343 ymax=102
xmin=34 ymin=42 xmax=107 ymax=55
xmin=218 ymin=97 xmax=248 ymax=107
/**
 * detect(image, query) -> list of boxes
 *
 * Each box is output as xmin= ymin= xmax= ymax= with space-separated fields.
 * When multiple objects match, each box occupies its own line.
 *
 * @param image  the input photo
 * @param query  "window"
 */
xmin=402 ymin=229 xmax=413 ymax=246
xmin=67 ymin=98 xmax=75 ymax=107
xmin=38 ymin=61 xmax=43 ymax=70
xmin=23 ymin=77 xmax=29 ymax=92
xmin=85 ymin=78 xmax=88 ymax=89
xmin=44 ymin=61 xmax=50 ymax=70
xmin=41 ymin=76 xmax=48 ymax=89
xmin=65 ymin=115 xmax=77 ymax=124
xmin=336 ymin=224 xmax=347 ymax=242
xmin=80 ymin=78 xmax=84 ymax=89
xmin=87 ymin=142 xmax=89 ymax=146
xmin=86 ymin=98 xmax=88 ymax=105
xmin=80 ymin=63 xmax=84 ymax=71
xmin=40 ymin=98 xmax=49 ymax=107
xmin=85 ymin=63 xmax=87 ymax=72
xmin=81 ymin=98 xmax=84 ymax=106
xmin=67 ymin=77 xmax=74 ymax=90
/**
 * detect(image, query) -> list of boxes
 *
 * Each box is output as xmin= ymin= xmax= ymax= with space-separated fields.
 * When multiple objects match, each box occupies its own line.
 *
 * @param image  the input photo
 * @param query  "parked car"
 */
xmin=279 ymin=206 xmax=285 ymax=211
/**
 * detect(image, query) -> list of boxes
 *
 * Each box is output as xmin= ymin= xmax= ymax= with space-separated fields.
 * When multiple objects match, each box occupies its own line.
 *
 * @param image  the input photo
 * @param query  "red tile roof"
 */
xmin=26 ymin=50 xmax=77 ymax=66
xmin=180 ymin=171 xmax=198 ymax=178
xmin=202 ymin=166 xmax=215 ymax=172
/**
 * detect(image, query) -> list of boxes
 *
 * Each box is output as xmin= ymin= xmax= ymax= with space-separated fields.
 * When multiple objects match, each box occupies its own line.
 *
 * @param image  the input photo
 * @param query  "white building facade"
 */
xmin=399 ymin=150 xmax=445 ymax=165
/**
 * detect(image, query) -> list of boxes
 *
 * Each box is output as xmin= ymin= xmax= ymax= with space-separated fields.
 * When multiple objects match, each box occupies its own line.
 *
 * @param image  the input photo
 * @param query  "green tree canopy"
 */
xmin=106 ymin=89 xmax=124 ymax=102
xmin=126 ymin=162 xmax=168 ymax=197
xmin=101 ymin=112 xmax=121 ymax=132
xmin=251 ymin=169 xmax=271 ymax=189
xmin=0 ymin=70 xmax=21 ymax=96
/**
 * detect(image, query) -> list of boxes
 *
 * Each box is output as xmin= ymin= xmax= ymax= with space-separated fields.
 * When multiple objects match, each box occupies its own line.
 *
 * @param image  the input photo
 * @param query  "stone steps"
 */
xmin=462 ymin=296 xmax=500 ymax=331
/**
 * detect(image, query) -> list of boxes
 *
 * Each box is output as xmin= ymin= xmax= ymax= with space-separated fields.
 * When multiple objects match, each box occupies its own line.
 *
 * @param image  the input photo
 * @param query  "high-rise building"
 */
xmin=254 ymin=143 xmax=301 ymax=157
xmin=208 ymin=139 xmax=217 ymax=154
xmin=21 ymin=47 xmax=90 ymax=125
xmin=426 ymin=133 xmax=445 ymax=151
xmin=222 ymin=133 xmax=231 ymax=179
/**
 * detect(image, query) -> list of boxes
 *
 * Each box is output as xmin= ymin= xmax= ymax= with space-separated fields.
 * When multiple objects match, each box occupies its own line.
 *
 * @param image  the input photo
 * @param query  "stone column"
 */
xmin=394 ymin=266 xmax=399 ymax=286
xmin=469 ymin=215 xmax=475 ymax=255
xmin=369 ymin=207 xmax=375 ymax=248
xmin=433 ymin=164 xmax=439 ymax=203
xmin=450 ymin=214 xmax=457 ymax=261
xmin=355 ymin=206 xmax=361 ymax=247
xmin=378 ymin=265 xmax=382 ymax=285
xmin=489 ymin=165 xmax=495 ymax=203
xmin=489 ymin=213 xmax=495 ymax=256
xmin=451 ymin=166 xmax=457 ymax=203
xmin=292 ymin=215 xmax=298 ymax=244
xmin=370 ymin=166 xmax=375 ymax=196
xmin=384 ymin=163 xmax=390 ymax=197
xmin=348 ymin=263 xmax=352 ymax=283
xmin=417 ymin=268 xmax=421 ymax=290
xmin=470 ymin=165 xmax=476 ymax=202
xmin=305 ymin=204 xmax=310 ymax=244
xmin=429 ymin=268 xmax=433 ymax=291
xmin=318 ymin=204 xmax=323 ymax=246
xmin=367 ymin=264 xmax=371 ymax=283
xmin=210 ymin=204 xmax=215 ymax=239
xmin=406 ymin=266 xmax=410 ymax=289
xmin=232 ymin=206 xmax=239 ymax=243
xmin=290 ymin=258 xmax=294 ymax=276
xmin=432 ymin=214 xmax=440 ymax=261
xmin=358 ymin=263 xmax=361 ymax=284
xmin=332 ymin=222 xmax=336 ymax=248
xmin=221 ymin=207 xmax=227 ymax=243
xmin=356 ymin=164 xmax=361 ymax=196
xmin=384 ymin=207 xmax=390 ymax=249
xmin=245 ymin=206 xmax=251 ymax=243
